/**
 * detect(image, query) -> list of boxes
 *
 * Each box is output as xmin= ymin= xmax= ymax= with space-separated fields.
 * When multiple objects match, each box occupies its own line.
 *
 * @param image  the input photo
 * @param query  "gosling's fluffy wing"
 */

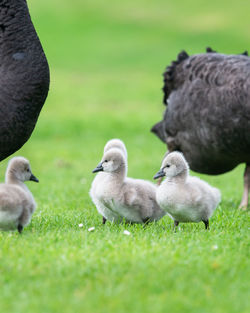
xmin=0 ymin=185 xmax=27 ymax=227
xmin=0 ymin=184 xmax=28 ymax=211
xmin=186 ymin=177 xmax=221 ymax=212
xmin=123 ymin=178 xmax=162 ymax=221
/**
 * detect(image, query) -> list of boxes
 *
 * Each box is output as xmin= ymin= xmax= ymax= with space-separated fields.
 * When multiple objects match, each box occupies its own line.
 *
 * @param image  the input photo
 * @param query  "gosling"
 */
xmin=91 ymin=148 xmax=165 ymax=224
xmin=90 ymin=139 xmax=128 ymax=224
xmin=154 ymin=152 xmax=221 ymax=230
xmin=0 ymin=157 xmax=38 ymax=233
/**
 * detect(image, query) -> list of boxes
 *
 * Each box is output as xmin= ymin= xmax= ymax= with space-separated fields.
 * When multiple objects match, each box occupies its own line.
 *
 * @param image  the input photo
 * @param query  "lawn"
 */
xmin=0 ymin=0 xmax=249 ymax=312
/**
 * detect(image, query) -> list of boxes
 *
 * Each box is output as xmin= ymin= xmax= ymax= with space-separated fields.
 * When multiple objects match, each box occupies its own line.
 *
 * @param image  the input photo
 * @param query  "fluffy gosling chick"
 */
xmin=91 ymin=148 xmax=165 ymax=224
xmin=0 ymin=157 xmax=38 ymax=233
xmin=154 ymin=152 xmax=221 ymax=230
xmin=90 ymin=139 xmax=128 ymax=224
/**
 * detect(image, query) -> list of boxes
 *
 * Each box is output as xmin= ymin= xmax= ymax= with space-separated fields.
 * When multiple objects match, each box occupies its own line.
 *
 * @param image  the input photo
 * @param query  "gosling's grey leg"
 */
xmin=202 ymin=220 xmax=209 ymax=230
xmin=17 ymin=224 xmax=23 ymax=234
xmin=142 ymin=218 xmax=151 ymax=229
xmin=102 ymin=216 xmax=107 ymax=225
xmin=173 ymin=220 xmax=179 ymax=232
xmin=18 ymin=208 xmax=30 ymax=228
xmin=142 ymin=217 xmax=150 ymax=225
xmin=17 ymin=208 xmax=30 ymax=234
xmin=239 ymin=164 xmax=250 ymax=210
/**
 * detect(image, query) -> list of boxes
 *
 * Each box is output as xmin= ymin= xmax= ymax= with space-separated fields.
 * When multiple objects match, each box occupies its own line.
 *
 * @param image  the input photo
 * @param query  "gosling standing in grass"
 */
xmin=154 ymin=152 xmax=221 ymax=229
xmin=90 ymin=139 xmax=128 ymax=224
xmin=91 ymin=148 xmax=165 ymax=224
xmin=0 ymin=157 xmax=38 ymax=233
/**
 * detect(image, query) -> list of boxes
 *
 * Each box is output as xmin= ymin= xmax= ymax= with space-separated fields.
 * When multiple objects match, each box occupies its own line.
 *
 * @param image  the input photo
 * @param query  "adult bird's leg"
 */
xmin=157 ymin=149 xmax=169 ymax=186
xmin=102 ymin=216 xmax=107 ymax=225
xmin=202 ymin=220 xmax=209 ymax=230
xmin=157 ymin=177 xmax=163 ymax=186
xmin=239 ymin=164 xmax=250 ymax=210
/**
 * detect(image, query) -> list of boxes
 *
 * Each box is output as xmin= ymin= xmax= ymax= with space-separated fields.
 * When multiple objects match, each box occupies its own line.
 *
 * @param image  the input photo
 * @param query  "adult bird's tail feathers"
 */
xmin=162 ymin=50 xmax=189 ymax=105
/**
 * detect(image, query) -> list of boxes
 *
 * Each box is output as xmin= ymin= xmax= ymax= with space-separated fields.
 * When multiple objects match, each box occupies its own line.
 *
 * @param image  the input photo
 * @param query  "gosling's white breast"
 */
xmin=157 ymin=177 xmax=221 ymax=223
xmin=105 ymin=197 xmax=143 ymax=223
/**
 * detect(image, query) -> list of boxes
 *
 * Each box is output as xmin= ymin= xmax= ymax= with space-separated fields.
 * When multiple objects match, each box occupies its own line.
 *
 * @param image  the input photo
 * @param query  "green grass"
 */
xmin=0 ymin=0 xmax=249 ymax=312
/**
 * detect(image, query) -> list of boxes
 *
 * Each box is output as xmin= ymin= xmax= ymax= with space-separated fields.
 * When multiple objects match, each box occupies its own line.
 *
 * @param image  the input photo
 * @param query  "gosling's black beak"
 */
xmin=30 ymin=174 xmax=39 ymax=183
xmin=92 ymin=162 xmax=103 ymax=173
xmin=153 ymin=169 xmax=165 ymax=180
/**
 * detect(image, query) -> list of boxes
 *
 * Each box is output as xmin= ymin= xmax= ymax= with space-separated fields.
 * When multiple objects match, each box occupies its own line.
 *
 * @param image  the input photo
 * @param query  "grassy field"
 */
xmin=0 ymin=0 xmax=249 ymax=312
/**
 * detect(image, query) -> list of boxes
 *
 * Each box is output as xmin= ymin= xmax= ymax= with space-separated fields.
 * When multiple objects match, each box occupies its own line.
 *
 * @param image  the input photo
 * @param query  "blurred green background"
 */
xmin=0 ymin=0 xmax=249 ymax=312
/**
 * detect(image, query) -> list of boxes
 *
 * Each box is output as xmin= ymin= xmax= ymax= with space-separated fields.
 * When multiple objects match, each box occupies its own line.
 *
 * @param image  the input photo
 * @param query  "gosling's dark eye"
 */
xmin=166 ymin=164 xmax=170 ymax=168
xmin=26 ymin=168 xmax=29 ymax=172
xmin=104 ymin=160 xmax=108 ymax=163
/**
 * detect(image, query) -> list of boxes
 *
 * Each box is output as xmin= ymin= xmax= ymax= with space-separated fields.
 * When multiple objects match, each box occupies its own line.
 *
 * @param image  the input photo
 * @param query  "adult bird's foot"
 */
xmin=239 ymin=203 xmax=248 ymax=211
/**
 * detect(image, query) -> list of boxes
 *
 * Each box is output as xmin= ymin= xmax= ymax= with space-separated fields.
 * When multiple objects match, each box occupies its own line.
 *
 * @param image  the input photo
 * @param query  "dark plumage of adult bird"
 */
xmin=0 ymin=0 xmax=50 ymax=161
xmin=151 ymin=48 xmax=250 ymax=210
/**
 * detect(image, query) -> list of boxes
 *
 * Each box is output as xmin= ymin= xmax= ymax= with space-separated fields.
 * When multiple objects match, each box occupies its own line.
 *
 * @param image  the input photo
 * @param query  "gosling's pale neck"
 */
xmin=6 ymin=169 xmax=18 ymax=184
xmin=6 ymin=170 xmax=30 ymax=193
xmin=109 ymin=162 xmax=127 ymax=182
xmin=166 ymin=169 xmax=188 ymax=184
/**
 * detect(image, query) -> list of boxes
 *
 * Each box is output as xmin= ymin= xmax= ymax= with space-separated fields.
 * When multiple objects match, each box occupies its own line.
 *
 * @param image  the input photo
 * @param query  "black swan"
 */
xmin=151 ymin=48 xmax=250 ymax=210
xmin=0 ymin=0 xmax=50 ymax=161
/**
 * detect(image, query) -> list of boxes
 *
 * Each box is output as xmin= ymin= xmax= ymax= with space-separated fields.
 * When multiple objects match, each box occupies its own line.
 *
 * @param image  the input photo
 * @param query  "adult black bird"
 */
xmin=0 ymin=0 xmax=50 ymax=160
xmin=151 ymin=48 xmax=250 ymax=210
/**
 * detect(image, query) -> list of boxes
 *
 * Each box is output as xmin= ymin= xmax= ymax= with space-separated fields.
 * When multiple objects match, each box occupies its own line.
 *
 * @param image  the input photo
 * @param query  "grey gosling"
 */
xmin=90 ymin=139 xmax=128 ymax=224
xmin=91 ymin=148 xmax=165 ymax=224
xmin=0 ymin=157 xmax=38 ymax=233
xmin=154 ymin=152 xmax=221 ymax=230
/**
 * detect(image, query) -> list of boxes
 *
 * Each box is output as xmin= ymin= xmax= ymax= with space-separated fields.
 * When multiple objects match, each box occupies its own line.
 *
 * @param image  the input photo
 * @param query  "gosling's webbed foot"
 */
xmin=102 ymin=216 xmax=107 ymax=225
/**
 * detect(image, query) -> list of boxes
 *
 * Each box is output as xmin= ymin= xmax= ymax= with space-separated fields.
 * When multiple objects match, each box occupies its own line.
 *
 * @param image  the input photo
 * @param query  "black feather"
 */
xmin=241 ymin=51 xmax=248 ymax=56
xmin=206 ymin=47 xmax=217 ymax=53
xmin=162 ymin=50 xmax=189 ymax=105
xmin=153 ymin=50 xmax=250 ymax=175
xmin=0 ymin=0 xmax=50 ymax=161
